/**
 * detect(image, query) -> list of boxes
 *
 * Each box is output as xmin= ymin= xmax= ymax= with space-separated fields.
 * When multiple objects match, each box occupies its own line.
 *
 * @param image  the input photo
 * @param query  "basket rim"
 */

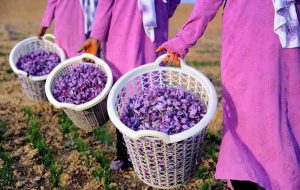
xmin=107 ymin=54 xmax=218 ymax=144
xmin=8 ymin=34 xmax=66 ymax=81
xmin=45 ymin=53 xmax=113 ymax=111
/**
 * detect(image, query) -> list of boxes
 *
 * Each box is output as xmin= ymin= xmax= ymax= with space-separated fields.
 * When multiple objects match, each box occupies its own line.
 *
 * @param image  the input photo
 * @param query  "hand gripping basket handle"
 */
xmin=42 ymin=34 xmax=56 ymax=42
xmin=131 ymin=130 xmax=171 ymax=143
xmin=154 ymin=54 xmax=187 ymax=68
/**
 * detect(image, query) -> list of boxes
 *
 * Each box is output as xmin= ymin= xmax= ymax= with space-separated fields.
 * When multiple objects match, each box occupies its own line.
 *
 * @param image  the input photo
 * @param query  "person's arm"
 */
xmin=80 ymin=0 xmax=115 ymax=55
xmin=158 ymin=0 xmax=224 ymax=63
xmin=90 ymin=0 xmax=115 ymax=42
xmin=38 ymin=0 xmax=57 ymax=38
xmin=168 ymin=0 xmax=181 ymax=18
xmin=40 ymin=0 xmax=57 ymax=28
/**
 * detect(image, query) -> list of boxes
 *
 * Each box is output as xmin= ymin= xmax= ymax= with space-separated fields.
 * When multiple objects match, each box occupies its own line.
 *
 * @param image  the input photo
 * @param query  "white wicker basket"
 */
xmin=107 ymin=54 xmax=218 ymax=189
xmin=45 ymin=53 xmax=113 ymax=131
xmin=9 ymin=34 xmax=66 ymax=102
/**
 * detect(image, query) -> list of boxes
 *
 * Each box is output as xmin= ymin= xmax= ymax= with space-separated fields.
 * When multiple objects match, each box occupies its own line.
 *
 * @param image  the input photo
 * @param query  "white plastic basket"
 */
xmin=45 ymin=53 xmax=113 ymax=131
xmin=107 ymin=54 xmax=218 ymax=189
xmin=9 ymin=34 xmax=66 ymax=102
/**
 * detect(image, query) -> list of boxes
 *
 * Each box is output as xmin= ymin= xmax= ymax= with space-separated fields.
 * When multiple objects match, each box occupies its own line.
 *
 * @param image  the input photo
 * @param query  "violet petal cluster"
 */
xmin=52 ymin=64 xmax=107 ymax=105
xmin=121 ymin=87 xmax=206 ymax=135
xmin=16 ymin=50 xmax=61 ymax=76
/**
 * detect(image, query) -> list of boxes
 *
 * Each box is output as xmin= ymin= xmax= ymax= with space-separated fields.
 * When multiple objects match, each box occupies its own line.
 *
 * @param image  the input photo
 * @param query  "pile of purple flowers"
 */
xmin=52 ymin=64 xmax=107 ymax=105
xmin=121 ymin=87 xmax=206 ymax=135
xmin=16 ymin=50 xmax=61 ymax=76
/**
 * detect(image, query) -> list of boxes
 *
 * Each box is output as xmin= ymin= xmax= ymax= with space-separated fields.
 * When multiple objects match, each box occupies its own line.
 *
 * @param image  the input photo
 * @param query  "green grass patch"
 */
xmin=58 ymin=112 xmax=74 ymax=135
xmin=188 ymin=60 xmax=219 ymax=67
xmin=196 ymin=131 xmax=227 ymax=189
xmin=94 ymin=150 xmax=110 ymax=170
xmin=199 ymin=179 xmax=213 ymax=190
xmin=93 ymin=126 xmax=113 ymax=146
xmin=196 ymin=165 xmax=209 ymax=179
xmin=204 ymin=132 xmax=221 ymax=162
xmin=0 ymin=120 xmax=13 ymax=188
xmin=100 ymin=169 xmax=117 ymax=190
xmin=0 ymin=150 xmax=13 ymax=188
xmin=21 ymin=106 xmax=33 ymax=119
xmin=74 ymin=137 xmax=89 ymax=155
xmin=22 ymin=108 xmax=62 ymax=187
xmin=92 ymin=167 xmax=105 ymax=180
xmin=49 ymin=162 xmax=63 ymax=187
xmin=58 ymin=112 xmax=89 ymax=155
xmin=57 ymin=111 xmax=116 ymax=189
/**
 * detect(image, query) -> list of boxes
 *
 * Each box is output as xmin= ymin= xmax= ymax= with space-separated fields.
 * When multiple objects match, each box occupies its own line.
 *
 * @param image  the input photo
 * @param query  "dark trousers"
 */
xmin=231 ymin=180 xmax=264 ymax=190
xmin=116 ymin=129 xmax=129 ymax=161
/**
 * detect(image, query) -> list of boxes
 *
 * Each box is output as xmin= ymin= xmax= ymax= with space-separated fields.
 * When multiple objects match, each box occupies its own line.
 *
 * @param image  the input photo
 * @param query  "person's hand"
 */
xmin=155 ymin=45 xmax=180 ymax=66
xmin=37 ymin=27 xmax=48 ymax=39
xmin=79 ymin=38 xmax=101 ymax=56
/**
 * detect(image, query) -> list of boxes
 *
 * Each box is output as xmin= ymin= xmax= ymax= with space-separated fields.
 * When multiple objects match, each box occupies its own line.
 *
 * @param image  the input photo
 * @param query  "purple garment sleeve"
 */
xmin=163 ymin=0 xmax=224 ymax=57
xmin=90 ymin=0 xmax=115 ymax=42
xmin=40 ymin=0 xmax=58 ymax=28
xmin=168 ymin=0 xmax=181 ymax=18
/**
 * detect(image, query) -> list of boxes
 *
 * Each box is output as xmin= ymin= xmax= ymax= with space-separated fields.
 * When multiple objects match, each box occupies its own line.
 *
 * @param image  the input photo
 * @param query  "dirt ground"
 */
xmin=0 ymin=1 xmax=225 ymax=190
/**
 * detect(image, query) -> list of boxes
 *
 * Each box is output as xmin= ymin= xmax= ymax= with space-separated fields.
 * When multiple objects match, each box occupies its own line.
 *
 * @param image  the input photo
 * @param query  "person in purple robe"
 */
xmin=156 ymin=0 xmax=300 ymax=189
xmin=81 ymin=0 xmax=181 ymax=170
xmin=38 ymin=0 xmax=99 ymax=58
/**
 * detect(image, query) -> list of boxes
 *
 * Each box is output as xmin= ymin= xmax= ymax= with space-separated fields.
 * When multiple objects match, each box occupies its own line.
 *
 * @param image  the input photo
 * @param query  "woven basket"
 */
xmin=107 ymin=54 xmax=218 ymax=189
xmin=9 ymin=34 xmax=66 ymax=102
xmin=45 ymin=53 xmax=113 ymax=131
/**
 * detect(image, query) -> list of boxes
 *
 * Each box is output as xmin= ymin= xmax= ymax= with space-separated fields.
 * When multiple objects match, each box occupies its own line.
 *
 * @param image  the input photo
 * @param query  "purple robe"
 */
xmin=90 ymin=0 xmax=180 ymax=79
xmin=163 ymin=1 xmax=300 ymax=189
xmin=41 ymin=0 xmax=88 ymax=58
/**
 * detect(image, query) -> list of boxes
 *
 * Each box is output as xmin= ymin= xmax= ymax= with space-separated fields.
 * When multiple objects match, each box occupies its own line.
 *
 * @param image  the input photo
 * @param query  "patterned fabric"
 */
xmin=80 ymin=0 xmax=98 ymax=35
xmin=138 ymin=0 xmax=167 ymax=42
xmin=162 ymin=0 xmax=300 ymax=189
xmin=273 ymin=0 xmax=300 ymax=48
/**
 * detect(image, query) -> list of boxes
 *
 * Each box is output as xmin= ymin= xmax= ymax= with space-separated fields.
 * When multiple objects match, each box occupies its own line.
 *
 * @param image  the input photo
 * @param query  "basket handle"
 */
xmin=153 ymin=54 xmax=187 ymax=68
xmin=42 ymin=34 xmax=56 ymax=42
xmin=131 ymin=130 xmax=171 ymax=143
xmin=79 ymin=53 xmax=99 ymax=62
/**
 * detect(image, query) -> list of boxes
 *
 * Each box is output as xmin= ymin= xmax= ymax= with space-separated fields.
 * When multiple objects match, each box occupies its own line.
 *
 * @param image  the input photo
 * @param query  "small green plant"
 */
xmin=92 ymin=167 xmax=104 ymax=180
xmin=93 ymin=126 xmax=113 ymax=146
xmin=74 ymin=137 xmax=89 ymax=155
xmin=58 ymin=112 xmax=116 ymax=189
xmin=0 ymin=120 xmax=13 ymax=187
xmin=199 ymin=180 xmax=212 ymax=190
xmin=58 ymin=112 xmax=74 ymax=135
xmin=101 ymin=169 xmax=116 ymax=190
xmin=49 ymin=162 xmax=63 ymax=187
xmin=21 ymin=106 xmax=33 ymax=119
xmin=204 ymin=133 xmax=221 ymax=162
xmin=24 ymin=110 xmax=63 ymax=187
xmin=93 ymin=151 xmax=115 ymax=190
xmin=0 ymin=150 xmax=13 ymax=187
xmin=94 ymin=150 xmax=110 ymax=170
xmin=196 ymin=165 xmax=208 ymax=179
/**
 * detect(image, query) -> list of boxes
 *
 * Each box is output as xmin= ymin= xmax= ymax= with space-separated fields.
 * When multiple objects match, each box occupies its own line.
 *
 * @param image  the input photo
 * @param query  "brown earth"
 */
xmin=0 ymin=1 xmax=225 ymax=190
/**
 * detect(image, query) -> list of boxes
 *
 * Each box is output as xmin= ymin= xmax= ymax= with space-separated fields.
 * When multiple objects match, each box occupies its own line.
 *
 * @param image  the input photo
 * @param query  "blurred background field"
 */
xmin=0 ymin=1 xmax=225 ymax=189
